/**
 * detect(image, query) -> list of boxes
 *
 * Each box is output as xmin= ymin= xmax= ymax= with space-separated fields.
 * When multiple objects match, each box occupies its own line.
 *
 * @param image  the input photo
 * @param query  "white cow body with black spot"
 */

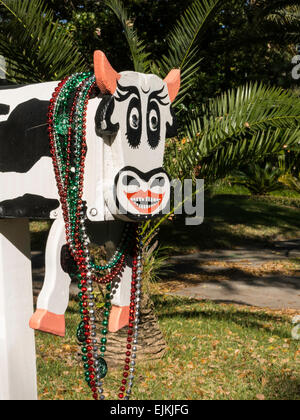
xmin=0 ymin=51 xmax=180 ymax=400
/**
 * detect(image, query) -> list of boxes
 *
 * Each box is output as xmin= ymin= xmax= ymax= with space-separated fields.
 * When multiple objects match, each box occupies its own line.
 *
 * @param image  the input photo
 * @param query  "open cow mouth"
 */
xmin=126 ymin=190 xmax=164 ymax=214
xmin=113 ymin=166 xmax=170 ymax=220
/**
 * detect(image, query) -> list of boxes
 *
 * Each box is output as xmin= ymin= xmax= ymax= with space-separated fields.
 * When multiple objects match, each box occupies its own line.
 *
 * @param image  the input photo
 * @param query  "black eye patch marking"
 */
xmin=146 ymin=87 xmax=170 ymax=149
xmin=0 ymin=104 xmax=10 ymax=115
xmin=95 ymin=95 xmax=119 ymax=136
xmin=147 ymin=100 xmax=161 ymax=149
xmin=126 ymin=96 xmax=142 ymax=148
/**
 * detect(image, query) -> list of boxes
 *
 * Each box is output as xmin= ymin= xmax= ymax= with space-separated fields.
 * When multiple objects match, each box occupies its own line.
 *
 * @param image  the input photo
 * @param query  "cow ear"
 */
xmin=164 ymin=69 xmax=181 ymax=103
xmin=94 ymin=50 xmax=121 ymax=95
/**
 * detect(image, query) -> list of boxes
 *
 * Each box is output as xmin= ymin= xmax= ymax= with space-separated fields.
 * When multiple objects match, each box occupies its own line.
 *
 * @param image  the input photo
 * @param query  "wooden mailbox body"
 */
xmin=0 ymin=52 xmax=180 ymax=400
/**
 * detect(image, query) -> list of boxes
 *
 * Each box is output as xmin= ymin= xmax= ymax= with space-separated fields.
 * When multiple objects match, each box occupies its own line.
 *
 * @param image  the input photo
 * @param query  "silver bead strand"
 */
xmin=125 ymin=228 xmax=143 ymax=400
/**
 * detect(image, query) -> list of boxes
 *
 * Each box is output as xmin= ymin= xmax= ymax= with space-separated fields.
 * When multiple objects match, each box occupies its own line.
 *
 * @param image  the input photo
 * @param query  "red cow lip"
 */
xmin=126 ymin=190 xmax=164 ymax=214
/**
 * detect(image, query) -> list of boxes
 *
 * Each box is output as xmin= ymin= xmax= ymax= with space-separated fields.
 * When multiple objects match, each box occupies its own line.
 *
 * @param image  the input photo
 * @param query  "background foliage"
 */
xmin=1 ymin=0 xmax=300 ymax=223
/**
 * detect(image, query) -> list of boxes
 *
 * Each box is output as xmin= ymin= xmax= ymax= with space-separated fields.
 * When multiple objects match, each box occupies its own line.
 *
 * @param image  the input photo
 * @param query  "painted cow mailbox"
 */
xmin=0 ymin=51 xmax=180 ymax=400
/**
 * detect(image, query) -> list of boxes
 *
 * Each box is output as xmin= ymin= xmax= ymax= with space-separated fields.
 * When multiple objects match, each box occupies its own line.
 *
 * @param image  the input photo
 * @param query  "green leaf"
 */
xmin=153 ymin=0 xmax=222 ymax=106
xmin=0 ymin=0 xmax=88 ymax=83
xmin=104 ymin=0 xmax=151 ymax=73
xmin=165 ymin=83 xmax=300 ymax=180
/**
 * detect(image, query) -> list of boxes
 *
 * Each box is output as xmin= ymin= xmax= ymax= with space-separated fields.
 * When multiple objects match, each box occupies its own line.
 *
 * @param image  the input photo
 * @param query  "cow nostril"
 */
xmin=150 ymin=177 xmax=165 ymax=188
xmin=122 ymin=175 xmax=140 ymax=187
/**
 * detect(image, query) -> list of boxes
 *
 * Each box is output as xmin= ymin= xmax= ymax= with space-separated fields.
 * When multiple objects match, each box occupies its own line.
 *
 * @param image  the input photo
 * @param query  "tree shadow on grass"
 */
xmin=153 ymin=295 xmax=292 ymax=339
xmin=263 ymin=371 xmax=300 ymax=400
xmin=159 ymin=258 xmax=300 ymax=292
xmin=160 ymin=195 xmax=300 ymax=252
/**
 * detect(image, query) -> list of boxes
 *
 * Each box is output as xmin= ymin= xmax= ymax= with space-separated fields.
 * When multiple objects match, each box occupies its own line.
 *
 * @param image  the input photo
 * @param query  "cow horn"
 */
xmin=94 ymin=50 xmax=121 ymax=95
xmin=164 ymin=69 xmax=181 ymax=103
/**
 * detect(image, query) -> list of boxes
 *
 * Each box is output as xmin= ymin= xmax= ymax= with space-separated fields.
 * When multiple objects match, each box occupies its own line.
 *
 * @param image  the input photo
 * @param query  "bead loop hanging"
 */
xmin=48 ymin=73 xmax=144 ymax=400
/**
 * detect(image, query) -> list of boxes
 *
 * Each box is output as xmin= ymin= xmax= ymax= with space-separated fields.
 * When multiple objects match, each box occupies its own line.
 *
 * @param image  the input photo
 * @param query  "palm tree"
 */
xmin=229 ymin=162 xmax=284 ymax=196
xmin=1 ymin=0 xmax=300 ymax=367
xmin=0 ymin=0 xmax=88 ymax=83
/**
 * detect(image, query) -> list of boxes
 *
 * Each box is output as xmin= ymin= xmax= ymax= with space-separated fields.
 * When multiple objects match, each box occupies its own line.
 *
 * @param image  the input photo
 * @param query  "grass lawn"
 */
xmin=30 ymin=190 xmax=300 ymax=255
xmin=31 ymin=190 xmax=300 ymax=400
xmin=159 ymin=193 xmax=300 ymax=254
xmin=30 ymin=193 xmax=300 ymax=256
xmin=35 ymin=295 xmax=300 ymax=400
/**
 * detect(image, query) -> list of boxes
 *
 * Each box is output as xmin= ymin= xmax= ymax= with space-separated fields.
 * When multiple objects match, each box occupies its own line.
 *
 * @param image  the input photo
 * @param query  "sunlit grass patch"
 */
xmin=36 ymin=295 xmax=300 ymax=400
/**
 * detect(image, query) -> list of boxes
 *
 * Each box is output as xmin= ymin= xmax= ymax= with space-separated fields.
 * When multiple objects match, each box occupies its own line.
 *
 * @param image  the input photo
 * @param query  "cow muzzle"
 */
xmin=114 ymin=166 xmax=171 ymax=220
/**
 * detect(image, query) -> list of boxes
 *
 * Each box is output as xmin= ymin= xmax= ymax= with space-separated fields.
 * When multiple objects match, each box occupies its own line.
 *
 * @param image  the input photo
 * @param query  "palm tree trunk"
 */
xmin=90 ymin=221 xmax=167 ymax=369
xmin=97 ymin=292 xmax=167 ymax=369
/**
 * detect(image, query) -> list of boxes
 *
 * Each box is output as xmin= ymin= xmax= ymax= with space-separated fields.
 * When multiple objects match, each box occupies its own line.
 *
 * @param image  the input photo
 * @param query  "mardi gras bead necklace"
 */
xmin=48 ymin=72 xmax=144 ymax=400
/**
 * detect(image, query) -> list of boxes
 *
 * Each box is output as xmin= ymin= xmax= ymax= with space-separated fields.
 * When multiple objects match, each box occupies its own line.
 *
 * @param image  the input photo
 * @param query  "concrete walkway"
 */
xmin=31 ymin=240 xmax=300 ymax=310
xmin=168 ymin=244 xmax=300 ymax=310
xmin=171 ymin=274 xmax=300 ymax=310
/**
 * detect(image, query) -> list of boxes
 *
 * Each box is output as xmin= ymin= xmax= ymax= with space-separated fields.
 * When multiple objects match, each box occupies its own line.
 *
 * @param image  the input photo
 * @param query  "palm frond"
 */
xmin=104 ymin=0 xmax=151 ymax=73
xmin=165 ymin=83 xmax=300 ymax=180
xmin=200 ymin=128 xmax=300 ymax=179
xmin=279 ymin=173 xmax=300 ymax=193
xmin=229 ymin=162 xmax=284 ymax=195
xmin=153 ymin=0 xmax=222 ymax=106
xmin=0 ymin=0 xmax=88 ymax=83
xmin=266 ymin=5 xmax=300 ymax=23
xmin=262 ymin=5 xmax=300 ymax=44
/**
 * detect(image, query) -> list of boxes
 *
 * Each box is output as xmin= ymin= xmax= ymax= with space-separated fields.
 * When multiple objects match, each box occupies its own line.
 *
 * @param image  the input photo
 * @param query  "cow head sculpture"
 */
xmin=93 ymin=51 xmax=180 ymax=221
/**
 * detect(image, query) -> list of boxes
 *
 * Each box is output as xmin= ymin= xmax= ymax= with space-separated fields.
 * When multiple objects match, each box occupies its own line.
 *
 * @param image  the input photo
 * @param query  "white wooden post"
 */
xmin=0 ymin=219 xmax=37 ymax=400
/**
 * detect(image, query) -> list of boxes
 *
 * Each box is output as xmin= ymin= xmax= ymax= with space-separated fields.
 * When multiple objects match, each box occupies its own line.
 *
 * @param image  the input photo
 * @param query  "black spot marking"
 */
xmin=60 ymin=244 xmax=77 ymax=274
xmin=147 ymin=99 xmax=161 ymax=149
xmin=166 ymin=107 xmax=178 ymax=138
xmin=0 ymin=194 xmax=59 ymax=219
xmin=95 ymin=95 xmax=119 ymax=136
xmin=0 ymin=104 xmax=10 ymax=115
xmin=115 ymin=83 xmax=142 ymax=148
xmin=0 ymin=99 xmax=50 ymax=172
xmin=126 ymin=95 xmax=142 ymax=148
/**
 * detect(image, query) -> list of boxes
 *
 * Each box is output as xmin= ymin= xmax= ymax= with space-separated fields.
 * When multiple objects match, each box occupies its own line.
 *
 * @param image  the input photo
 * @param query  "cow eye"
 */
xmin=147 ymin=101 xmax=161 ymax=149
xmin=126 ymin=97 xmax=142 ymax=148
xmin=149 ymin=109 xmax=159 ymax=131
xmin=129 ymin=108 xmax=140 ymax=129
